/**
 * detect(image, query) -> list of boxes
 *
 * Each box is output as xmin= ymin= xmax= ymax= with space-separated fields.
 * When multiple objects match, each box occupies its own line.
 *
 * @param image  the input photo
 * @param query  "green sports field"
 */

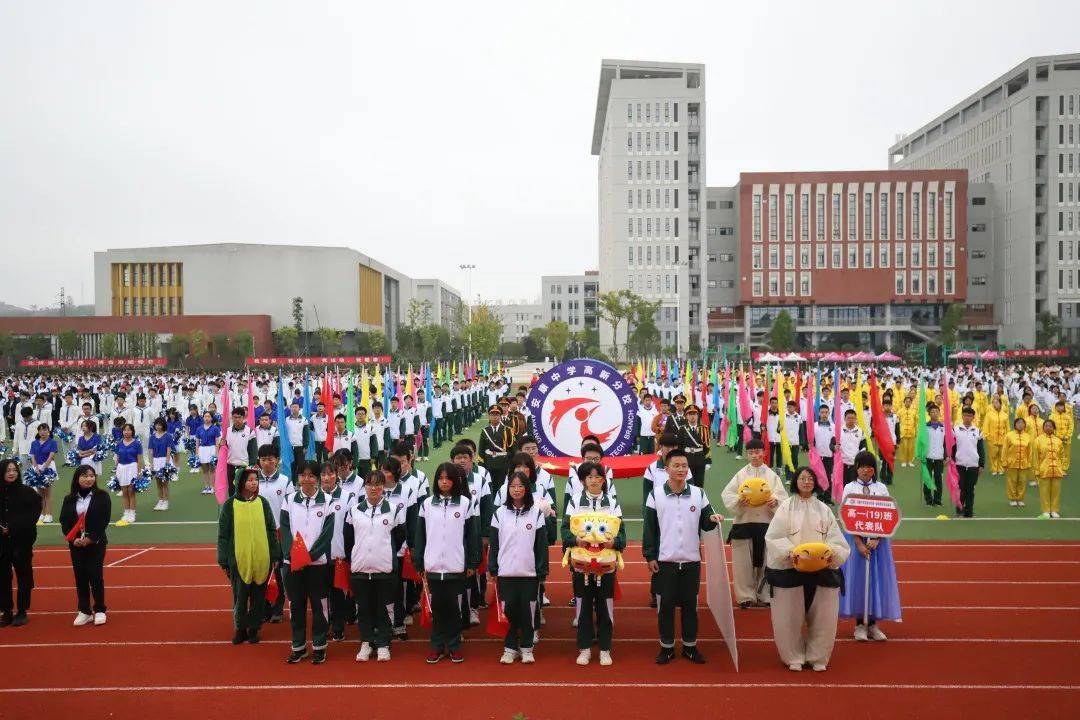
xmin=32 ymin=419 xmax=1080 ymax=545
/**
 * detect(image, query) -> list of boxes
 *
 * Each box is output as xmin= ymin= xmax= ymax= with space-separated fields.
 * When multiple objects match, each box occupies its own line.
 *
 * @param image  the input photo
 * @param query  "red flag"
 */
xmin=477 ymin=545 xmax=489 ymax=575
xmin=868 ymin=371 xmax=896 ymax=472
xmin=333 ymin=558 xmax=351 ymax=594
xmin=485 ymin=583 xmax=510 ymax=638
xmin=420 ymin=580 xmax=433 ymax=629
xmin=64 ymin=512 xmax=86 ymax=543
xmin=400 ymin=548 xmax=421 ymax=582
xmin=289 ymin=532 xmax=313 ymax=571
xmin=613 ymin=574 xmax=623 ymax=602
xmin=322 ymin=374 xmax=334 ymax=453
xmin=265 ymin=572 xmax=280 ymax=605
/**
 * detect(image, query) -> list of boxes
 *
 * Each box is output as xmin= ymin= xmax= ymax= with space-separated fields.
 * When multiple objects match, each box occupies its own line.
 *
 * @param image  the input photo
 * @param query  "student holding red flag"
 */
xmin=59 ymin=465 xmax=111 ymax=627
xmin=318 ymin=461 xmax=353 ymax=642
xmin=280 ymin=460 xmax=335 ymax=665
xmin=217 ymin=468 xmax=279 ymax=645
xmin=488 ymin=471 xmax=549 ymax=665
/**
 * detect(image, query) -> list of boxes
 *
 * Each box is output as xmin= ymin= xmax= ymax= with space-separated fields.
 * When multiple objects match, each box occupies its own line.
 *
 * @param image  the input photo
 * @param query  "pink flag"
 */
xmin=737 ymin=368 xmax=753 ymax=445
xmin=939 ymin=372 xmax=962 ymax=509
xmin=214 ymin=382 xmax=231 ymax=504
xmin=245 ymin=377 xmax=255 ymax=430
xmin=719 ymin=363 xmax=731 ymax=442
xmin=806 ymin=372 xmax=829 ymax=490
xmin=830 ymin=367 xmax=845 ymax=502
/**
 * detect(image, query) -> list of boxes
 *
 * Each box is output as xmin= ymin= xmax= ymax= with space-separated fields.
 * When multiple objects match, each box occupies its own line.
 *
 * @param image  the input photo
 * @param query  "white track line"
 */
xmin=23 ymin=603 xmax=1080 ymax=612
xmin=26 ymin=579 xmax=1080 ymax=589
xmin=30 ymin=559 xmax=1080 ymax=569
xmin=106 ymin=547 xmax=156 ymax=568
xmin=1 ymin=681 xmax=1077 ymax=694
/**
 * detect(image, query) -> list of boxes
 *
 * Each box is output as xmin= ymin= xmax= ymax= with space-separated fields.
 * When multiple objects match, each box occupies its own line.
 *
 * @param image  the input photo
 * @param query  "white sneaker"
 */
xmin=812 ymin=663 xmax=828 ymax=672
xmin=404 ymin=614 xmax=414 ymax=625
xmin=788 ymin=663 xmax=803 ymax=672
xmin=376 ymin=647 xmax=390 ymax=662
xmin=868 ymin=625 xmax=887 ymax=641
xmin=599 ymin=650 xmax=612 ymax=666
xmin=93 ymin=612 xmax=107 ymax=626
xmin=854 ymin=625 xmax=868 ymax=642
xmin=73 ymin=612 xmax=93 ymax=627
xmin=1018 ymin=501 xmax=1026 ymax=507
xmin=542 ymin=593 xmax=550 ymax=606
xmin=1008 ymin=500 xmax=1018 ymax=507
xmin=520 ymin=648 xmax=535 ymax=664
xmin=356 ymin=642 xmax=372 ymax=662
xmin=153 ymin=500 xmax=163 ymax=511
xmin=1051 ymin=512 xmax=1061 ymax=519
xmin=500 ymin=649 xmax=518 ymax=664
xmin=161 ymin=500 xmax=168 ymax=511
xmin=576 ymin=649 xmax=591 ymax=665
xmin=533 ymin=631 xmax=540 ymax=644
xmin=469 ymin=608 xmax=479 ymax=626
xmin=127 ymin=512 xmax=136 ymax=525
xmin=41 ymin=514 xmax=53 ymax=524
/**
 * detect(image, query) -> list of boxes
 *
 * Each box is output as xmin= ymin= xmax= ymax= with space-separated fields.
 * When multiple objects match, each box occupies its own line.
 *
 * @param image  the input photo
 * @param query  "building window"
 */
xmin=912 ymin=192 xmax=921 ymax=239
xmin=895 ymin=271 xmax=906 ymax=295
xmin=879 ymin=191 xmax=889 ymax=240
xmin=944 ymin=269 xmax=955 ymax=295
xmin=627 ymin=132 xmax=632 ymax=151
xmin=895 ymin=244 xmax=906 ymax=268
xmin=752 ymin=273 xmax=763 ymax=297
xmin=927 ymin=191 xmax=937 ymax=239
xmin=784 ymin=245 xmax=794 ymax=269
xmin=911 ymin=243 xmax=922 ymax=268
xmin=972 ymin=276 xmax=988 ymax=286
xmin=768 ymin=273 xmax=780 ymax=296
xmin=927 ymin=243 xmax=938 ymax=268
xmin=768 ymin=245 xmax=779 ymax=268
xmin=800 ymin=272 xmax=811 ymax=296
xmin=784 ymin=272 xmax=795 ymax=296
xmin=799 ymin=245 xmax=810 ymax=269
xmin=847 ymin=192 xmax=857 ymax=240
xmin=944 ymin=190 xmax=954 ymax=239
xmin=831 ymin=245 xmax=842 ymax=269
xmin=863 ymin=191 xmax=873 ymax=241
xmin=627 ymin=103 xmax=633 ymax=122
xmin=718 ymin=253 xmax=734 ymax=262
xmin=768 ymin=194 xmax=778 ymax=241
xmin=752 ymin=194 xmax=762 ymax=242
xmin=879 ymin=244 xmax=890 ymax=268
xmin=910 ymin=271 xmax=922 ymax=295
xmin=863 ymin=245 xmax=874 ymax=269
xmin=784 ymin=194 xmax=793 ymax=241
xmin=816 ymin=194 xmax=825 ymax=240
xmin=752 ymin=246 xmax=762 ymax=269
xmin=800 ymin=193 xmax=809 ymax=241
xmin=815 ymin=246 xmax=826 ymax=269
xmin=972 ymin=196 xmax=986 ymax=206
xmin=847 ymin=244 xmax=858 ymax=269
xmin=927 ymin=271 xmax=938 ymax=295
xmin=896 ymin=192 xmax=905 ymax=239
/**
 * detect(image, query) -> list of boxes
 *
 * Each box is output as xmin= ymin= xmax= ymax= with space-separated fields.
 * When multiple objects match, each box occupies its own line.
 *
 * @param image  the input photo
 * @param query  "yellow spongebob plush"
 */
xmin=562 ymin=512 xmax=624 ymax=575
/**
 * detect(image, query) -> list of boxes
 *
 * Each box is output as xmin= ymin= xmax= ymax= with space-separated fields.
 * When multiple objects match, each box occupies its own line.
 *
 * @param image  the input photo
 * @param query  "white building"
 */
xmin=412 ymin=278 xmax=464 ymax=329
xmin=592 ymin=59 xmax=709 ymax=356
xmin=541 ymin=272 xmax=599 ymax=332
xmin=94 ymin=243 xmax=460 ymax=348
xmin=491 ymin=303 xmax=544 ymax=344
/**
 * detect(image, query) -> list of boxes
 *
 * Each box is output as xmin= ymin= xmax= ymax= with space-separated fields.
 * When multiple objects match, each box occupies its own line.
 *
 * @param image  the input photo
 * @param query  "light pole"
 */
xmin=459 ymin=264 xmax=476 ymax=363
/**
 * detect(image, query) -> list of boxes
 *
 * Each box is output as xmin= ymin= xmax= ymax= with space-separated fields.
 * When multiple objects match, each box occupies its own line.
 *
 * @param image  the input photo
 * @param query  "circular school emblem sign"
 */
xmin=527 ymin=359 xmax=638 ymax=458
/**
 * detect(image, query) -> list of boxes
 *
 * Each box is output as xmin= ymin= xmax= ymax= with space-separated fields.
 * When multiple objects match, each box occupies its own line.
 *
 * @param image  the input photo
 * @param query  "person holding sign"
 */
xmin=764 ymin=466 xmax=850 ymax=671
xmin=839 ymin=451 xmax=902 ymax=641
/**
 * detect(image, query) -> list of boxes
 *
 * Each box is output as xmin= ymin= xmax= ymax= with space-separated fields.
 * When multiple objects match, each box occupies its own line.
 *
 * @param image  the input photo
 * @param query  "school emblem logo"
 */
xmin=383 ymin=518 xmax=389 ymax=525
xmin=527 ymin=359 xmax=638 ymax=458
xmin=526 ymin=523 xmax=533 ymax=530
xmin=276 ymin=490 xmax=282 ymax=496
xmin=690 ymin=506 xmax=697 ymax=512
xmin=454 ymin=512 xmax=461 ymax=519
xmin=317 ymin=511 xmax=324 ymax=517
xmin=334 ymin=504 xmax=341 ymax=512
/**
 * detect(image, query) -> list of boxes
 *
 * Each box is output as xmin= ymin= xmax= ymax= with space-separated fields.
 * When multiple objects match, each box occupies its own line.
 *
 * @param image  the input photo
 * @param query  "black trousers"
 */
xmin=226 ymin=464 xmax=245 ymax=497
xmin=957 ymin=466 xmax=979 ymax=517
xmin=656 ymin=561 xmax=701 ymax=647
xmin=497 ymin=576 xmax=538 ymax=650
xmin=783 ymin=446 xmax=801 ymax=482
xmin=879 ymin=455 xmax=893 ymax=485
xmin=419 ymin=426 xmax=430 ymax=457
xmin=350 ymin=573 xmax=395 ymax=649
xmin=285 ymin=565 xmax=330 ymax=651
xmin=819 ymin=456 xmax=835 ymax=503
xmin=924 ymin=459 xmax=944 ymax=505
xmin=769 ymin=443 xmax=782 ymax=470
xmin=326 ymin=563 xmax=348 ymax=636
xmin=70 ymin=543 xmax=106 ymax=615
xmin=0 ymin=543 xmax=34 ymax=614
xmin=228 ymin=572 xmax=268 ymax=632
xmin=733 ymin=426 xmax=744 ymax=455
xmin=572 ymin=572 xmax=614 ymax=651
xmin=487 ymin=464 xmax=508 ymax=496
xmin=638 ymin=436 xmax=656 ymax=454
xmin=290 ymin=447 xmax=303 ymax=481
xmin=428 ymin=574 xmax=467 ymax=651
xmin=843 ymin=462 xmax=857 ymax=486
xmin=687 ymin=460 xmax=706 ymax=488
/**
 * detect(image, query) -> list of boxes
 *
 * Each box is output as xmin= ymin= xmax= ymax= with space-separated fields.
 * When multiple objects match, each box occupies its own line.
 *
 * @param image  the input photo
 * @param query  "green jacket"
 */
xmin=216 ymin=495 xmax=281 ymax=570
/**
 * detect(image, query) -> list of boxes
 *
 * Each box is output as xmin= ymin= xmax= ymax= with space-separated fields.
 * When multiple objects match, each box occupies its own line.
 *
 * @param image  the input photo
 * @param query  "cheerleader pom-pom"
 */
xmin=154 ymin=464 xmax=179 ymax=483
xmin=24 ymin=467 xmax=57 ymax=489
xmin=92 ymin=447 xmax=109 ymax=463
xmin=186 ymin=453 xmax=201 ymax=471
xmin=65 ymin=449 xmax=81 ymax=467
xmin=58 ymin=429 xmax=75 ymax=444
xmin=106 ymin=475 xmax=121 ymax=493
xmin=132 ymin=469 xmax=152 ymax=493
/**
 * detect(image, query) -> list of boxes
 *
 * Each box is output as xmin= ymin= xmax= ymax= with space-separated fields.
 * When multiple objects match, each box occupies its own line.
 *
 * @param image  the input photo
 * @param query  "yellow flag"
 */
xmin=405 ymin=364 xmax=414 ymax=398
xmin=853 ymin=372 xmax=877 ymax=457
xmin=360 ymin=366 xmax=370 ymax=412
xmin=778 ymin=371 xmax=795 ymax=472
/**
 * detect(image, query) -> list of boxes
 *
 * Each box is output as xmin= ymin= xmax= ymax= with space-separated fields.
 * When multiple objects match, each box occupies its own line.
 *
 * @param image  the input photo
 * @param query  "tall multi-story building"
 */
xmin=490 ymin=303 xmax=544 ymax=344
xmin=541 ymin=272 xmax=599 ymax=332
xmin=592 ymin=59 xmax=708 ymax=356
xmin=889 ymin=53 xmax=1080 ymax=345
xmin=412 ymin=279 xmax=464 ymax=329
xmin=94 ymin=243 xmax=460 ymax=348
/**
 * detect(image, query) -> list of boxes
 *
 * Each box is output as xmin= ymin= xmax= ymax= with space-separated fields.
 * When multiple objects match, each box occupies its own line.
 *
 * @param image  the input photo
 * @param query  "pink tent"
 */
xmin=820 ymin=352 xmax=845 ymax=362
xmin=949 ymin=350 xmax=976 ymax=360
xmin=978 ymin=350 xmax=1001 ymax=360
xmin=875 ymin=351 xmax=901 ymax=362
xmin=848 ymin=351 xmax=875 ymax=362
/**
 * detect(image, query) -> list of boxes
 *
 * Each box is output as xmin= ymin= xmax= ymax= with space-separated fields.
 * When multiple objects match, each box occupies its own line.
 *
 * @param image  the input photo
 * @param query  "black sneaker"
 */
xmin=681 ymin=646 xmax=706 ymax=664
xmin=269 ymin=614 xmax=283 ymax=624
xmin=393 ymin=629 xmax=408 ymax=641
xmin=11 ymin=613 xmax=26 ymax=628
xmin=0 ymin=612 xmax=12 ymax=627
xmin=286 ymin=649 xmax=309 ymax=664
xmin=311 ymin=649 xmax=327 ymax=665
xmin=232 ymin=629 xmax=247 ymax=645
xmin=655 ymin=647 xmax=676 ymax=665
xmin=247 ymin=629 xmax=260 ymax=644
xmin=330 ymin=630 xmax=345 ymax=642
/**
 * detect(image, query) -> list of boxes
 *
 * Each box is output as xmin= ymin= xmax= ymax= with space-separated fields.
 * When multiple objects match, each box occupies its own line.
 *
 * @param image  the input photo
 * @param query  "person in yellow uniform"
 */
xmin=1034 ymin=419 xmax=1065 ymax=519
xmin=1025 ymin=403 xmax=1043 ymax=488
xmin=981 ymin=396 xmax=1010 ymax=476
xmin=896 ymin=395 xmax=918 ymax=468
xmin=973 ymin=382 xmax=989 ymax=426
xmin=1001 ymin=417 xmax=1031 ymax=508
xmin=1049 ymin=399 xmax=1074 ymax=473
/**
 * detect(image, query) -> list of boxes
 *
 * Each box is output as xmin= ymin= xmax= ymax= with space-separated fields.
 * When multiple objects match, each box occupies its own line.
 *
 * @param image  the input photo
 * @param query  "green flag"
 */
xmin=345 ymin=370 xmax=356 ymax=434
xmin=726 ymin=373 xmax=739 ymax=448
xmin=912 ymin=381 xmax=933 ymax=491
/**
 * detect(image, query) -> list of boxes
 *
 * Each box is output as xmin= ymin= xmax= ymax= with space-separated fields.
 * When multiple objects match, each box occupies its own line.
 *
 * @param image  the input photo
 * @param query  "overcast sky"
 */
xmin=2 ymin=0 xmax=1078 ymax=309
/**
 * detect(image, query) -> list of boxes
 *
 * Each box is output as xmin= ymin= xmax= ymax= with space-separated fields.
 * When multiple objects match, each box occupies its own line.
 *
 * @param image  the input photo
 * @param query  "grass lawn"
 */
xmin=32 ymin=419 xmax=1079 ymax=545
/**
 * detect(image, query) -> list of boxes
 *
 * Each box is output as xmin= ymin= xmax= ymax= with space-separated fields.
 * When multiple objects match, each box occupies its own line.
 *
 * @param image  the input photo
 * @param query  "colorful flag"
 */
xmin=214 ymin=382 xmax=231 ymax=504
xmin=276 ymin=370 xmax=293 ymax=479
xmin=777 ymin=370 xmax=794 ymax=472
xmin=322 ymin=373 xmax=334 ymax=453
xmin=868 ymin=370 xmax=896 ymax=472
xmin=914 ymin=382 xmax=932 ymax=492
xmin=759 ymin=366 xmax=771 ymax=467
xmin=830 ymin=366 xmax=845 ymax=503
xmin=303 ymin=371 xmax=315 ymax=461
xmin=245 ymin=376 xmax=255 ymax=430
xmin=806 ymin=367 xmax=829 ymax=490
xmin=345 ymin=370 xmax=355 ymax=434
xmin=940 ymin=372 xmax=962 ymax=508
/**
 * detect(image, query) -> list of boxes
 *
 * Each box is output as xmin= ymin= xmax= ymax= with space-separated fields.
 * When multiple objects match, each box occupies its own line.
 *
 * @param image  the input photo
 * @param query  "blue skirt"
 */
xmin=838 ymin=532 xmax=902 ymax=622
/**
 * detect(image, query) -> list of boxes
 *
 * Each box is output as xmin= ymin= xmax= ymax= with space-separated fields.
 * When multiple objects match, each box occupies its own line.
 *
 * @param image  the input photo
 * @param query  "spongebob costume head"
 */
xmin=562 ymin=512 xmax=624 ymax=574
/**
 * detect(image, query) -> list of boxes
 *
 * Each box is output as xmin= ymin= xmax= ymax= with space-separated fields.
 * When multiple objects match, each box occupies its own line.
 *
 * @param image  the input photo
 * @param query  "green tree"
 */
xmin=545 ymin=320 xmax=570 ymax=360
xmin=0 ymin=332 xmax=13 ymax=367
xmin=273 ymin=327 xmax=299 ymax=356
xmin=769 ymin=310 xmax=795 ymax=350
xmin=407 ymin=298 xmax=433 ymax=327
xmin=57 ymin=330 xmax=80 ymax=359
xmin=234 ymin=330 xmax=255 ymax=359
xmin=1036 ymin=311 xmax=1062 ymax=349
xmin=597 ymin=291 xmax=631 ymax=360
xmin=142 ymin=333 xmax=159 ymax=358
xmin=368 ymin=329 xmax=389 ymax=355
xmin=292 ymin=297 xmax=304 ymax=335
xmin=190 ymin=329 xmax=208 ymax=361
xmin=100 ymin=332 xmax=119 ymax=358
xmin=211 ymin=333 xmax=232 ymax=361
xmin=626 ymin=295 xmax=662 ymax=357
xmin=527 ymin=327 xmax=548 ymax=357
xmin=168 ymin=332 xmax=191 ymax=362
xmin=420 ymin=324 xmax=450 ymax=359
xmin=499 ymin=341 xmax=525 ymax=357
xmin=317 ymin=328 xmax=343 ymax=355
xmin=939 ymin=303 xmax=965 ymax=347
xmin=461 ymin=303 xmax=502 ymax=359
xmin=125 ymin=330 xmax=144 ymax=358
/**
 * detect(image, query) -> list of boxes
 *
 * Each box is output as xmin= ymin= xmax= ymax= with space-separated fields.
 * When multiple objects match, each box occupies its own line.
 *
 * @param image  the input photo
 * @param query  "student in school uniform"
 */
xmin=643 ymin=449 xmax=721 ymax=665
xmin=765 ymin=466 xmax=850 ymax=672
xmin=0 ymin=459 xmax=43 ymax=627
xmin=838 ymin=409 xmax=867 ymax=487
xmin=344 ymin=468 xmax=405 ymax=662
xmin=280 ymin=460 xmax=335 ymax=665
xmin=878 ymin=398 xmax=898 ymax=486
xmin=379 ymin=457 xmax=419 ymax=639
xmin=451 ymin=442 xmax=492 ymax=627
xmin=489 ymin=470 xmax=549 ymax=664
xmin=839 ymin=452 xmax=902 ymax=641
xmin=981 ymin=396 xmax=1010 ymax=476
xmin=635 ymin=394 xmax=660 ymax=454
xmin=12 ymin=407 xmax=36 ymax=473
xmin=351 ymin=407 xmax=377 ymax=477
xmin=113 ymin=423 xmax=143 ymax=527
xmin=562 ymin=461 xmax=624 ymax=666
xmin=721 ymin=438 xmax=787 ymax=608
xmin=370 ymin=403 xmax=391 ymax=467
xmin=413 ymin=461 xmax=481 ymax=664
xmin=952 ymin=407 xmax=986 ymax=518
xmin=195 ymin=411 xmax=221 ymax=495
xmin=923 ymin=403 xmax=946 ymax=507
xmin=28 ymin=423 xmax=58 ymax=524
xmin=319 ymin=461 xmax=352 ymax=642
xmin=1002 ymin=417 xmax=1032 ymax=508
xmin=131 ymin=394 xmax=154 ymax=464
xmin=811 ymin=404 xmax=836 ymax=503
xmin=564 ymin=441 xmax=618 ymax=511
xmin=59 ymin=465 xmax=111 ymax=627
xmin=145 ymin=417 xmax=176 ymax=512
xmin=217 ymin=467 xmax=280 ymax=645
xmin=254 ymin=412 xmax=277 ymax=454
xmin=311 ymin=402 xmax=330 ymax=464
xmin=283 ymin=402 xmax=308 ymax=479
xmin=222 ymin=408 xmax=256 ymax=498
xmin=256 ymin=443 xmax=291 ymax=623
xmin=896 ymin=394 xmax=918 ymax=467
xmin=642 ymin=433 xmax=684 ymax=608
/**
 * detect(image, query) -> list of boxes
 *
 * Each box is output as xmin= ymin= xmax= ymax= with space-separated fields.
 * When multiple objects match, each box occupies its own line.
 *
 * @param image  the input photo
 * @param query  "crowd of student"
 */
xmin=0 ymin=362 xmax=1073 ymax=670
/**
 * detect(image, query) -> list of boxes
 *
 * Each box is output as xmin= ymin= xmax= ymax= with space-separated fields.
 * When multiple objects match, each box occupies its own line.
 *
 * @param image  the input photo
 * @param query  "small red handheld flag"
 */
xmin=485 ymin=583 xmax=510 ymax=638
xmin=613 ymin=574 xmax=623 ymax=602
xmin=400 ymin=549 xmax=421 ymax=582
xmin=333 ymin=558 xmax=351 ymax=594
xmin=265 ymin=572 xmax=280 ymax=605
xmin=477 ymin=545 xmax=489 ymax=575
xmin=419 ymin=580 xmax=433 ymax=629
xmin=64 ymin=512 xmax=86 ymax=544
xmin=289 ymin=532 xmax=313 ymax=571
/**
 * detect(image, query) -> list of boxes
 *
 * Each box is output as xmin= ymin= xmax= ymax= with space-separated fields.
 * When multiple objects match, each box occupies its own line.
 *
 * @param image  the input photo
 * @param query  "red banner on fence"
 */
xmin=1002 ymin=349 xmax=1068 ymax=358
xmin=245 ymin=356 xmax=392 ymax=366
xmin=19 ymin=358 xmax=168 ymax=368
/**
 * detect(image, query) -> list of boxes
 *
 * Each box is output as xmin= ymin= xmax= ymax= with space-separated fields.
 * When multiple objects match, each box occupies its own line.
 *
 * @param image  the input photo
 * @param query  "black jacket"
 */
xmin=59 ymin=489 xmax=111 ymax=546
xmin=0 ymin=482 xmax=43 ymax=548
